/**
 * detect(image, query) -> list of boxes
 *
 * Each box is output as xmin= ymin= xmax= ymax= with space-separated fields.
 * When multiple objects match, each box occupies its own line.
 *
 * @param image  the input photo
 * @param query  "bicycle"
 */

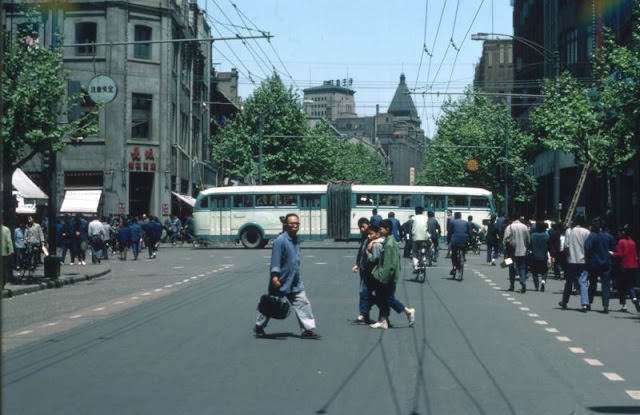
xmin=468 ymin=235 xmax=481 ymax=255
xmin=452 ymin=244 xmax=466 ymax=281
xmin=413 ymin=240 xmax=433 ymax=283
xmin=14 ymin=243 xmax=39 ymax=283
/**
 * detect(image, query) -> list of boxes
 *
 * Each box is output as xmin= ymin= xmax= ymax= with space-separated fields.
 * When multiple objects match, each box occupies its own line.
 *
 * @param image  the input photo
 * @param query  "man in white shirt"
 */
xmin=558 ymin=215 xmax=591 ymax=311
xmin=503 ymin=215 xmax=531 ymax=293
xmin=88 ymin=216 xmax=106 ymax=264
xmin=411 ymin=206 xmax=430 ymax=271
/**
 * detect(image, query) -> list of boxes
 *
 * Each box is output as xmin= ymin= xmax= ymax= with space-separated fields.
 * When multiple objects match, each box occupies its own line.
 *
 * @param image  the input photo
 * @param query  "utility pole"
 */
xmin=258 ymin=113 xmax=264 ymax=185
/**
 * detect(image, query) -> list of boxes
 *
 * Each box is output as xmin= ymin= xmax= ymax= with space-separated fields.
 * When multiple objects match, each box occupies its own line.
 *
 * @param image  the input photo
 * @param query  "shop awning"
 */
xmin=60 ymin=189 xmax=102 ymax=214
xmin=171 ymin=191 xmax=196 ymax=207
xmin=12 ymin=168 xmax=48 ymax=204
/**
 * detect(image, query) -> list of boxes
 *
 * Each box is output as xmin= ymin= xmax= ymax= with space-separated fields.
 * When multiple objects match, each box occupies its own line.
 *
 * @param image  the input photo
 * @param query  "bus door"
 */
xmin=425 ymin=194 xmax=446 ymax=241
xmin=211 ymin=196 xmax=231 ymax=239
xmin=300 ymin=194 xmax=322 ymax=240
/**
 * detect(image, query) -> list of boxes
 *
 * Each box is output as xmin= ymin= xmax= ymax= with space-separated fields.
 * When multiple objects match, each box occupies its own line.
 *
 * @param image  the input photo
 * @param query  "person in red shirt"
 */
xmin=611 ymin=224 xmax=640 ymax=312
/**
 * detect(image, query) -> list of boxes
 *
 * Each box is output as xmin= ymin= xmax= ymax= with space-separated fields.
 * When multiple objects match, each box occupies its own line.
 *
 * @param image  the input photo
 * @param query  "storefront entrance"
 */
xmin=129 ymin=172 xmax=154 ymax=217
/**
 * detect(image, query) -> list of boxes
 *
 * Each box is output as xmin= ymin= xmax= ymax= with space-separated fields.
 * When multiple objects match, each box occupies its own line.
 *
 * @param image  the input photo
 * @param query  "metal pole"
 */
xmin=258 ymin=113 xmax=264 ymax=185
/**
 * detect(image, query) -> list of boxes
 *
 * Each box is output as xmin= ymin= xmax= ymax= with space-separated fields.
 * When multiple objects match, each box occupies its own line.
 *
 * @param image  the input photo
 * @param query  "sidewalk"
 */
xmin=2 ymin=261 xmax=111 ymax=299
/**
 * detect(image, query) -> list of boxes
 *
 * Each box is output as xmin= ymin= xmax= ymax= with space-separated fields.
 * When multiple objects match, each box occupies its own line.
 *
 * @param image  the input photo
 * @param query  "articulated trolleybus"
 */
xmin=193 ymin=183 xmax=496 ymax=248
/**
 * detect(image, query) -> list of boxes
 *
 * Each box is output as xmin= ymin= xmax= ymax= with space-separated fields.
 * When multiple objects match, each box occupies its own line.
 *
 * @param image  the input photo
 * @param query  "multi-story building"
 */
xmin=303 ymin=80 xmax=357 ymax=124
xmin=513 ymin=0 xmax=638 ymax=231
xmin=5 ymin=0 xmax=215 ymax=219
xmin=473 ymin=38 xmax=514 ymax=99
xmin=304 ymin=74 xmax=426 ymax=185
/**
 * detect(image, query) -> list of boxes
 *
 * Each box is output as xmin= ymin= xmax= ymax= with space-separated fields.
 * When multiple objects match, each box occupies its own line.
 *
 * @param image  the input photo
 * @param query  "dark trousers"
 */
xmin=562 ymin=263 xmax=588 ymax=305
xmin=358 ymin=270 xmax=374 ymax=317
xmin=147 ymin=237 xmax=159 ymax=257
xmin=616 ymin=268 xmax=638 ymax=305
xmin=369 ymin=278 xmax=391 ymax=319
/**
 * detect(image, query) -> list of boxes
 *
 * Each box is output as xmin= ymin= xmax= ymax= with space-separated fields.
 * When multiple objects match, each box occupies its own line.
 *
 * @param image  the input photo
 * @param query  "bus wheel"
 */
xmin=240 ymin=227 xmax=264 ymax=249
xmin=259 ymin=239 xmax=269 ymax=249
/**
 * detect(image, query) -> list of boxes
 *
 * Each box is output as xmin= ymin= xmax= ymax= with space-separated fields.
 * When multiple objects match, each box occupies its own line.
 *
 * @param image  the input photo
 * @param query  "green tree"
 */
xmin=417 ymin=91 xmax=535 ymax=210
xmin=211 ymin=75 xmax=391 ymax=185
xmin=529 ymin=5 xmax=640 ymax=213
xmin=2 ymin=6 xmax=98 ymax=222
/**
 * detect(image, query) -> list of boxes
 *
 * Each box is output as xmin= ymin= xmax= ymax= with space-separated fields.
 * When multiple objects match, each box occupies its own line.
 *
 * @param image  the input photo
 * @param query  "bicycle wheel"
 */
xmin=457 ymin=250 xmax=465 ymax=280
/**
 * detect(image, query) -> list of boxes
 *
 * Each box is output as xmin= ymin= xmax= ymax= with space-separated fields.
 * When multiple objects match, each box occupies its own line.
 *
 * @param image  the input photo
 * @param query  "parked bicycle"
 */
xmin=13 ymin=243 xmax=39 ymax=283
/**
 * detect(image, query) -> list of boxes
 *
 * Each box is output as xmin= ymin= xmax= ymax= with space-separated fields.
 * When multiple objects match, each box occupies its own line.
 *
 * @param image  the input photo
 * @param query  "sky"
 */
xmin=196 ymin=0 xmax=515 ymax=137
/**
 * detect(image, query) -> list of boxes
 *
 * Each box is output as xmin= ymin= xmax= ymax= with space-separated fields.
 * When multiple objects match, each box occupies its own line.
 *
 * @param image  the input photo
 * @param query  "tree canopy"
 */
xmin=210 ymin=74 xmax=390 ymax=185
xmin=417 ymin=91 xmax=535 ymax=210
xmin=529 ymin=5 xmax=640 ymax=172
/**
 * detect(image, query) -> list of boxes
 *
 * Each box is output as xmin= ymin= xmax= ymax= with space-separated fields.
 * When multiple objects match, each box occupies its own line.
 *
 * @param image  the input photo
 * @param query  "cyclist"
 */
xmin=411 ymin=206 xmax=431 ymax=272
xmin=449 ymin=212 xmax=472 ymax=278
xmin=427 ymin=211 xmax=441 ymax=262
xmin=467 ymin=215 xmax=481 ymax=253
xmin=25 ymin=216 xmax=45 ymax=270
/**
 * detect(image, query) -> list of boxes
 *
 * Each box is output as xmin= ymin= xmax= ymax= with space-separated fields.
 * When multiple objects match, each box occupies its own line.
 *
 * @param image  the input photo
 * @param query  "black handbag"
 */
xmin=258 ymin=294 xmax=290 ymax=319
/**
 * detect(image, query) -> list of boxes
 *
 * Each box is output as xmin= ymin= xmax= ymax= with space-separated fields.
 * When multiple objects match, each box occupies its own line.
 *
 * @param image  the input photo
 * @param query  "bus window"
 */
xmin=470 ymin=196 xmax=489 ymax=208
xmin=256 ymin=194 xmax=276 ymax=207
xmin=300 ymin=195 xmax=321 ymax=208
xmin=447 ymin=196 xmax=468 ymax=209
xmin=233 ymin=195 xmax=253 ymax=208
xmin=199 ymin=196 xmax=210 ymax=209
xmin=212 ymin=196 xmax=229 ymax=209
xmin=379 ymin=195 xmax=399 ymax=206
xmin=356 ymin=193 xmax=376 ymax=206
xmin=278 ymin=194 xmax=298 ymax=206
xmin=425 ymin=195 xmax=445 ymax=210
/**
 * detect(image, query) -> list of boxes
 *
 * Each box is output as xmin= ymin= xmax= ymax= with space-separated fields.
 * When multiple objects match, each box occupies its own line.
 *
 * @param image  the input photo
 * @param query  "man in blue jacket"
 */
xmin=585 ymin=218 xmax=615 ymax=312
xmin=254 ymin=213 xmax=321 ymax=339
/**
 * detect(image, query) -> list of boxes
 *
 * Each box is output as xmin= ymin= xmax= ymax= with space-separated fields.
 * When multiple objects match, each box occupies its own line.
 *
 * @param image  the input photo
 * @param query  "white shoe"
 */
xmin=81 ymin=260 xmax=86 ymax=265
xmin=370 ymin=320 xmax=388 ymax=329
xmin=406 ymin=308 xmax=415 ymax=327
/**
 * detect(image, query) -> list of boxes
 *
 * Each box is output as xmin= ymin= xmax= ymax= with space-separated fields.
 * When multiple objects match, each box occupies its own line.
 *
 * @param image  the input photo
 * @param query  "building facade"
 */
xmin=303 ymin=80 xmax=357 ymax=122
xmin=5 ymin=0 xmax=215 ymax=219
xmin=513 ymin=0 xmax=639 ymax=232
xmin=473 ymin=38 xmax=514 ymax=99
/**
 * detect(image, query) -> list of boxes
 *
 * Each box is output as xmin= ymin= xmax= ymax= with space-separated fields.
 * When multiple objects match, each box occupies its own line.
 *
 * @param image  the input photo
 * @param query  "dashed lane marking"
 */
xmin=513 ymin=301 xmax=522 ymax=305
xmin=546 ymin=328 xmax=559 ymax=333
xmin=528 ymin=313 xmax=539 ymax=317
xmin=70 ymin=315 xmax=83 ymax=319
xmin=314 ymin=262 xmax=328 ymax=265
xmin=172 ymin=266 xmax=185 ymax=269
xmin=569 ymin=347 xmax=585 ymax=354
xmin=626 ymin=391 xmax=640 ymax=400
xmin=93 ymin=307 xmax=106 ymax=311
xmin=534 ymin=320 xmax=548 ymax=325
xmin=520 ymin=307 xmax=530 ymax=311
xmin=584 ymin=359 xmax=603 ymax=366
xmin=42 ymin=322 xmax=60 ymax=327
xmin=14 ymin=330 xmax=33 ymax=336
xmin=603 ymin=372 xmax=624 ymax=381
xmin=556 ymin=336 xmax=571 ymax=342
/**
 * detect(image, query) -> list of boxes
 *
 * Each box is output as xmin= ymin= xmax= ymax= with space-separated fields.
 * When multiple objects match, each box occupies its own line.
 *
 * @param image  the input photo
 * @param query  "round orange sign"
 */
xmin=466 ymin=158 xmax=479 ymax=172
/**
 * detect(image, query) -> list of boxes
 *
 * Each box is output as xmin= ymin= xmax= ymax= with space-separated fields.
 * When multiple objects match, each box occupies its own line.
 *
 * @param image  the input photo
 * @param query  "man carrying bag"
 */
xmin=253 ymin=213 xmax=321 ymax=340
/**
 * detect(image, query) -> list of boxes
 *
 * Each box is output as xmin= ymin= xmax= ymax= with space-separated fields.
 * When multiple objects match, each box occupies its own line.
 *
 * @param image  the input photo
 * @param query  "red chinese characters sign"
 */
xmin=128 ymin=147 xmax=156 ymax=171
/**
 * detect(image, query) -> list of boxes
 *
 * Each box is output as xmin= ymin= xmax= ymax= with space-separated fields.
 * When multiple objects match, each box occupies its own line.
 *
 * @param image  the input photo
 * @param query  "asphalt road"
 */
xmin=3 ymin=243 xmax=640 ymax=415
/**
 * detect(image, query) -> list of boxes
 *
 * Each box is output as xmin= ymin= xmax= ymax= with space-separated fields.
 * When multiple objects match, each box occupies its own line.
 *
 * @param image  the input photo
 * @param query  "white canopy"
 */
xmin=59 ymin=189 xmax=102 ymax=214
xmin=171 ymin=191 xmax=196 ymax=207
xmin=12 ymin=168 xmax=48 ymax=203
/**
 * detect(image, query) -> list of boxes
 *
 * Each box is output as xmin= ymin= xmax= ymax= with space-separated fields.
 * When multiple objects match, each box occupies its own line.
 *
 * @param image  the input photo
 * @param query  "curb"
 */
xmin=2 ymin=268 xmax=111 ymax=299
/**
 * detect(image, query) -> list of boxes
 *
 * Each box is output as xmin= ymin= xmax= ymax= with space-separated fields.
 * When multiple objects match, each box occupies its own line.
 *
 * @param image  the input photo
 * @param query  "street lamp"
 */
xmin=472 ymin=32 xmax=561 ymax=220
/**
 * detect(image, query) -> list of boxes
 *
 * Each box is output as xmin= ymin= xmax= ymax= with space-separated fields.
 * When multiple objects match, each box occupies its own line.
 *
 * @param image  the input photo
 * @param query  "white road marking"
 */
xmin=569 ymin=347 xmax=585 ymax=354
xmin=173 ymin=266 xmax=185 ymax=269
xmin=164 ymin=285 xmax=173 ymax=288
xmin=15 ymin=330 xmax=33 ymax=336
xmin=534 ymin=320 xmax=548 ymax=325
xmin=70 ymin=315 xmax=83 ymax=319
xmin=584 ymin=359 xmax=603 ymax=366
xmin=485 ymin=279 xmax=493 ymax=282
xmin=520 ymin=307 xmax=530 ymax=311
xmin=626 ymin=390 xmax=640 ymax=400
xmin=141 ymin=292 xmax=152 ymax=296
xmin=93 ymin=307 xmax=106 ymax=311
xmin=506 ymin=297 xmax=516 ymax=301
xmin=154 ymin=288 xmax=163 ymax=292
xmin=528 ymin=313 xmax=539 ymax=317
xmin=602 ymin=372 xmax=624 ymax=381
xmin=488 ymin=282 xmax=497 ymax=286
xmin=556 ymin=336 xmax=571 ymax=342
xmin=131 ymin=296 xmax=140 ymax=300
xmin=545 ymin=328 xmax=559 ymax=333
xmin=42 ymin=322 xmax=60 ymax=327
xmin=502 ymin=294 xmax=510 ymax=297
xmin=493 ymin=286 xmax=501 ymax=289
xmin=314 ymin=262 xmax=328 ymax=265
xmin=513 ymin=301 xmax=522 ymax=305
xmin=113 ymin=301 xmax=125 ymax=305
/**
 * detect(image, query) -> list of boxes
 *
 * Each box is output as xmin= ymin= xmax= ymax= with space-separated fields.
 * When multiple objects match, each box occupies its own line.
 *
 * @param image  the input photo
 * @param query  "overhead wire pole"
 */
xmin=471 ymin=31 xmax=561 ymax=219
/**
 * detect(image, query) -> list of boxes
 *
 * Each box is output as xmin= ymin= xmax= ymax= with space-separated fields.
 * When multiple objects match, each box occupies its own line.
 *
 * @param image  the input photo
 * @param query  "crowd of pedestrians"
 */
xmin=1 ymin=212 xmax=196 ymax=286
